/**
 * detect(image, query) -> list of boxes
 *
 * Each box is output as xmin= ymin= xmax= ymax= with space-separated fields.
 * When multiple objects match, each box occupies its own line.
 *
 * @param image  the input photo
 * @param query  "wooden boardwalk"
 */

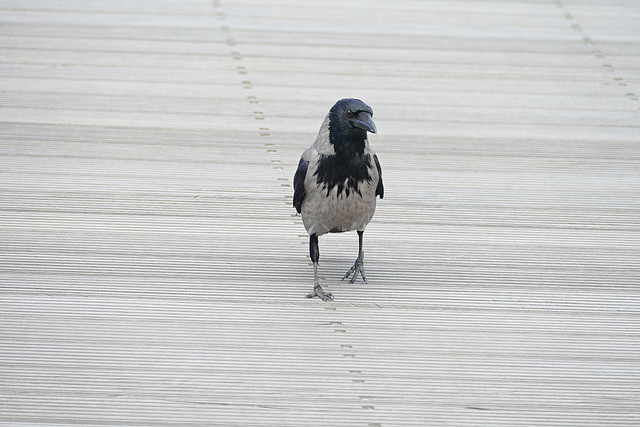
xmin=1 ymin=0 xmax=639 ymax=425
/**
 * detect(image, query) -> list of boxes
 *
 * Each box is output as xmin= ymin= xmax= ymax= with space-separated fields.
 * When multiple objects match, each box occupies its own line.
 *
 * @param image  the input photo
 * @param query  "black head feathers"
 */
xmin=328 ymin=98 xmax=377 ymax=151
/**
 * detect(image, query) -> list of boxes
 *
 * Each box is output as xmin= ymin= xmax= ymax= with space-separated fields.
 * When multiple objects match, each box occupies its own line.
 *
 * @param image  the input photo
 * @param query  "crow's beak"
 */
xmin=353 ymin=112 xmax=377 ymax=134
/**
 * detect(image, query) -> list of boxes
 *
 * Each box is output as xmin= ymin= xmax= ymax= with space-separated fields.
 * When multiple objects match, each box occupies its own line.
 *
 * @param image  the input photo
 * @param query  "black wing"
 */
xmin=293 ymin=158 xmax=309 ymax=213
xmin=374 ymin=154 xmax=384 ymax=199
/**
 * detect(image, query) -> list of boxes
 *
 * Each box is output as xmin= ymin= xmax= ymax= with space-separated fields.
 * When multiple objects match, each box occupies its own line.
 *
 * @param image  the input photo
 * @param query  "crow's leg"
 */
xmin=306 ymin=234 xmax=333 ymax=301
xmin=342 ymin=230 xmax=367 ymax=284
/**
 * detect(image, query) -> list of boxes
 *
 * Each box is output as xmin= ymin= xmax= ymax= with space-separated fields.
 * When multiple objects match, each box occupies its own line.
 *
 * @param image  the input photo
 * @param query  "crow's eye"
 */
xmin=345 ymin=110 xmax=354 ymax=118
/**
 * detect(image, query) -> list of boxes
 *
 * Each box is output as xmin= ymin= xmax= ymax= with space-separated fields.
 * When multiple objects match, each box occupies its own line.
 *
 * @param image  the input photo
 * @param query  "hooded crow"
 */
xmin=293 ymin=98 xmax=383 ymax=301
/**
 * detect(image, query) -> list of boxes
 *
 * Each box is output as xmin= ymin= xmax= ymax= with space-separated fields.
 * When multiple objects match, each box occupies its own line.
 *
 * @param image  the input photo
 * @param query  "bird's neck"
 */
xmin=330 ymin=130 xmax=368 ymax=158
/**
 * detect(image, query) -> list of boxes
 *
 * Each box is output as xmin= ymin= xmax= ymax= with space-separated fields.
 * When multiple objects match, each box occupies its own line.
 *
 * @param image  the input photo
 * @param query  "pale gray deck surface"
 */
xmin=1 ymin=0 xmax=639 ymax=426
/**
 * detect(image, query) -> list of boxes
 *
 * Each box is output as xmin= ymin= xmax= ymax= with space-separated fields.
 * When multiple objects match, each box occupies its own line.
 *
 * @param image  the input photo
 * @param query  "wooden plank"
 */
xmin=0 ymin=0 xmax=639 ymax=426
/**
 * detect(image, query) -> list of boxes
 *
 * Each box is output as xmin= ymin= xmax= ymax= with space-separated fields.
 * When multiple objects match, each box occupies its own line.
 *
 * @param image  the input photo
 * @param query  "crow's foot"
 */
xmin=306 ymin=284 xmax=333 ymax=301
xmin=342 ymin=257 xmax=367 ymax=284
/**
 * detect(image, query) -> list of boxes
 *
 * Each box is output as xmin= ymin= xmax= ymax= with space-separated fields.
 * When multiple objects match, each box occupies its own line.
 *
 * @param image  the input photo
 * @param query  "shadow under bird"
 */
xmin=293 ymin=98 xmax=383 ymax=301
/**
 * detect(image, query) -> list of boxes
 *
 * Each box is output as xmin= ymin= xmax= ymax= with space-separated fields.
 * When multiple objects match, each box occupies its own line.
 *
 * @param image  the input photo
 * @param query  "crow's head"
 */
xmin=328 ymin=98 xmax=376 ymax=148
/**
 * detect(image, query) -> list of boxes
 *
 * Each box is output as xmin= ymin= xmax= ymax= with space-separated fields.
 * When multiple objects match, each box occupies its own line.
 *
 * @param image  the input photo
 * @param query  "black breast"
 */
xmin=314 ymin=152 xmax=372 ymax=198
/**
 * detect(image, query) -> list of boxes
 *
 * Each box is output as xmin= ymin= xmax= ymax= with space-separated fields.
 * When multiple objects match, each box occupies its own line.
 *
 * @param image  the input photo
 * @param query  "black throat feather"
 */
xmin=315 ymin=127 xmax=372 ymax=197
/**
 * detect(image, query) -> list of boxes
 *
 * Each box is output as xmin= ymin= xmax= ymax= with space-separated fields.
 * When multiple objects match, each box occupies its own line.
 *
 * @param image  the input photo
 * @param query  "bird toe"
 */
xmin=306 ymin=285 xmax=334 ymax=301
xmin=343 ymin=258 xmax=366 ymax=284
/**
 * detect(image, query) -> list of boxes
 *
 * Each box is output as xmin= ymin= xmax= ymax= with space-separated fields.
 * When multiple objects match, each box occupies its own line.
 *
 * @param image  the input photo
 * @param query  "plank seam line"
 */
xmin=211 ymin=1 xmax=383 ymax=422
xmin=552 ymin=0 xmax=638 ymax=105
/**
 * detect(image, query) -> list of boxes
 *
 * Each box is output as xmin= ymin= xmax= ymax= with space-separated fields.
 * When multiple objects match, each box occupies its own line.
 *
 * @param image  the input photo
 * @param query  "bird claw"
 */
xmin=306 ymin=284 xmax=334 ymax=301
xmin=342 ymin=258 xmax=367 ymax=284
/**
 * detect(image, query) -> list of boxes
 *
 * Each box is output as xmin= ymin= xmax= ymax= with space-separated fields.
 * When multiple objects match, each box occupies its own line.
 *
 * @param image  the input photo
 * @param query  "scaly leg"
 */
xmin=306 ymin=234 xmax=333 ymax=301
xmin=342 ymin=230 xmax=367 ymax=284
